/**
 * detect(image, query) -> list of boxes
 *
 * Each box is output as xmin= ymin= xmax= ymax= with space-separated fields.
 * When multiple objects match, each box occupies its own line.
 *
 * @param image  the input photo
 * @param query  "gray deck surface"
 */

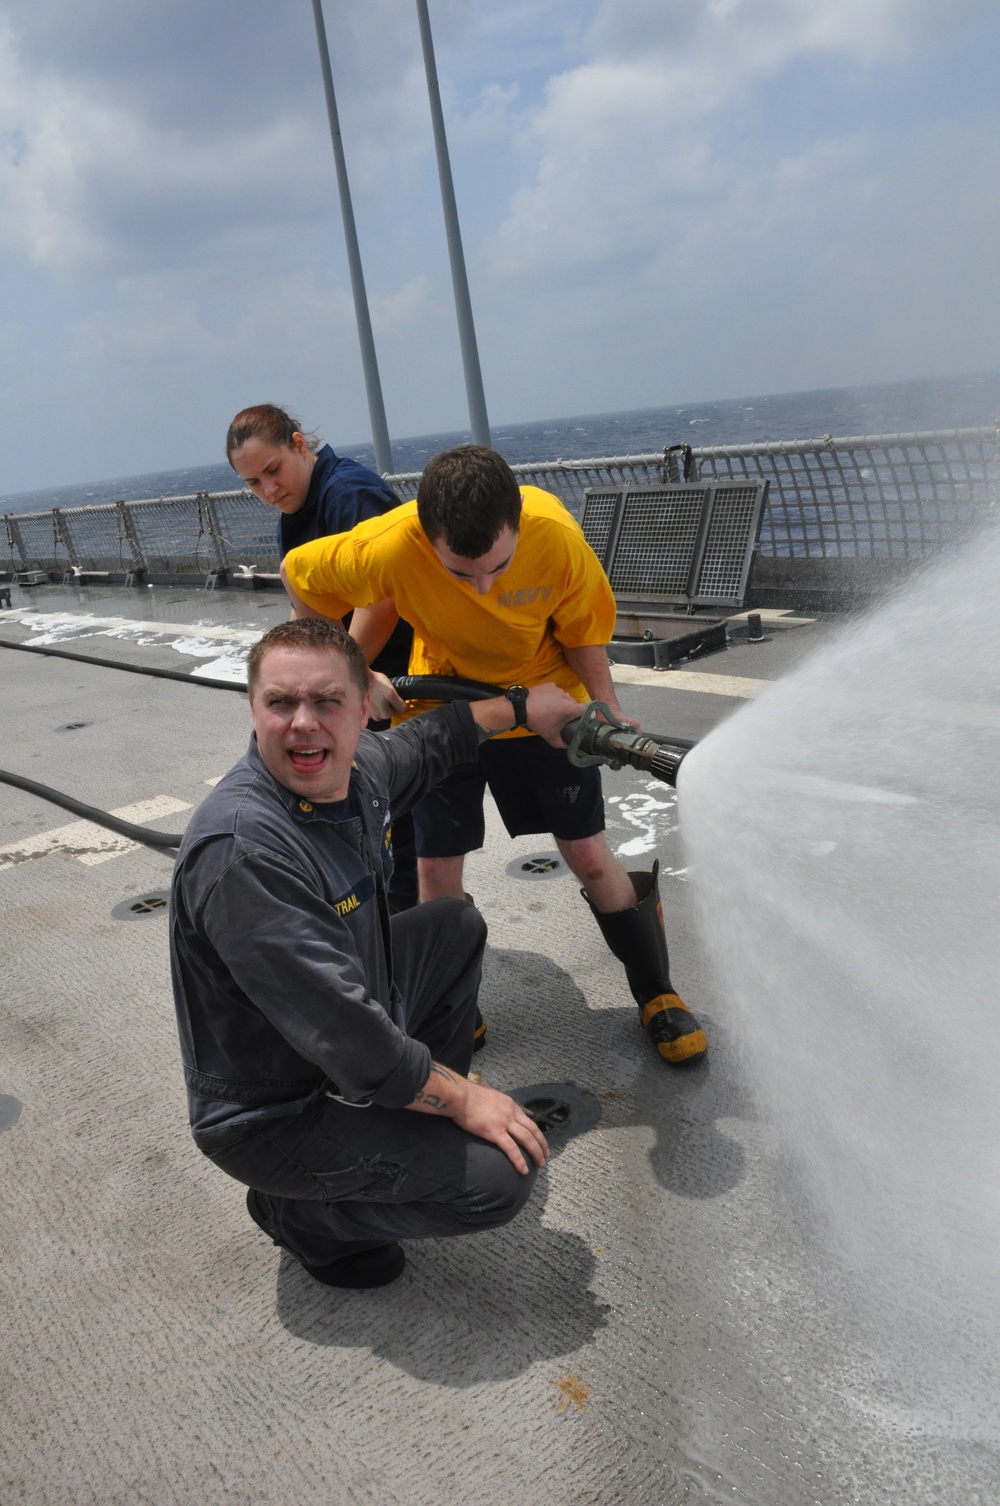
xmin=1 ymin=584 xmax=996 ymax=1505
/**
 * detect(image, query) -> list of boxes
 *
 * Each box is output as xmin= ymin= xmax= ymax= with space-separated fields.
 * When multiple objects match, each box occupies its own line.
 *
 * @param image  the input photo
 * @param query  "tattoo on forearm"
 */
xmin=413 ymin=1088 xmax=450 ymax=1112
xmin=412 ymin=1062 xmax=461 ymax=1114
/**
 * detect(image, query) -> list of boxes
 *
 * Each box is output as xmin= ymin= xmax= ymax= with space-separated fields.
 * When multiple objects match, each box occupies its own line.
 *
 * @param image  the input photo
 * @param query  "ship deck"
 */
xmin=1 ymin=583 xmax=993 ymax=1505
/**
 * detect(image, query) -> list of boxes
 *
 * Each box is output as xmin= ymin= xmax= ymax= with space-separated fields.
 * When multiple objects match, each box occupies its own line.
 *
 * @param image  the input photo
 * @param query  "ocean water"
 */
xmin=2 ymin=370 xmax=998 ymax=517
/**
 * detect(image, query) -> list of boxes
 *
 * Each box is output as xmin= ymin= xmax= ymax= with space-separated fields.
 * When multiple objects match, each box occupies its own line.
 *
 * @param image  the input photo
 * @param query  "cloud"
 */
xmin=0 ymin=84 xmax=317 ymax=276
xmin=456 ymin=82 xmax=522 ymax=147
xmin=0 ymin=0 xmax=996 ymax=493
xmin=585 ymin=0 xmax=997 ymax=67
xmin=9 ymin=0 xmax=418 ymax=127
xmin=0 ymin=2 xmax=437 ymax=279
xmin=473 ymin=0 xmax=1000 ymax=411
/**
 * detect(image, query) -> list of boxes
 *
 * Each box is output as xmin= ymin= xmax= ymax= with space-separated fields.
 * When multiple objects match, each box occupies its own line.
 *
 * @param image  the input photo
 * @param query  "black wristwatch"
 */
xmin=505 ymin=684 xmax=529 ymax=728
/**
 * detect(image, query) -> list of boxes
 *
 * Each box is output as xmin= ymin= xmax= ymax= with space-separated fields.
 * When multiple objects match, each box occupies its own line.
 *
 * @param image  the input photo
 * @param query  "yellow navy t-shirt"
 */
xmin=283 ymin=487 xmax=616 ymax=737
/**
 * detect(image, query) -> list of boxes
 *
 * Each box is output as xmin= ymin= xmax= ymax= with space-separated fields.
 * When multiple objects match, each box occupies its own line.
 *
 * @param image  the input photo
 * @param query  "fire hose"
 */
xmin=0 ymin=660 xmax=695 ymax=851
xmin=393 ymin=674 xmax=694 ymax=788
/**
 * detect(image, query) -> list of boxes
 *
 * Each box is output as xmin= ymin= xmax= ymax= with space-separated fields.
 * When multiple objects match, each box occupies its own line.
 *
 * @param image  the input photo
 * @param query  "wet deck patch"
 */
xmin=0 ymin=1095 xmax=22 ymax=1133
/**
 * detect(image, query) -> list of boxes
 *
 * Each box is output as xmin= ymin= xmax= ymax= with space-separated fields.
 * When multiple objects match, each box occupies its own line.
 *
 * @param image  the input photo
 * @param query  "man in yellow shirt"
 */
xmin=281 ymin=445 xmax=706 ymax=1068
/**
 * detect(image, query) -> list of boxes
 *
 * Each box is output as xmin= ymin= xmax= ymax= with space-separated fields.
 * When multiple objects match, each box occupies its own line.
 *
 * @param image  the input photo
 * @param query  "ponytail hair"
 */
xmin=225 ymin=403 xmax=320 ymax=460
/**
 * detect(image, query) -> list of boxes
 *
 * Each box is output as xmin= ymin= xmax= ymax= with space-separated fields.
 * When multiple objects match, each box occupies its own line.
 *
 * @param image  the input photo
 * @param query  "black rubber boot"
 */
xmin=584 ymin=860 xmax=707 ymax=1067
xmin=246 ymin=1188 xmax=406 ymax=1288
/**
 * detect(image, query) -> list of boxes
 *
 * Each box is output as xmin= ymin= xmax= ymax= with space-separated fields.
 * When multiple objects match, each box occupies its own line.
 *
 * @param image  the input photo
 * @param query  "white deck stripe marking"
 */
xmin=0 ymin=795 xmax=191 ymax=869
xmin=611 ymin=664 xmax=768 ymax=696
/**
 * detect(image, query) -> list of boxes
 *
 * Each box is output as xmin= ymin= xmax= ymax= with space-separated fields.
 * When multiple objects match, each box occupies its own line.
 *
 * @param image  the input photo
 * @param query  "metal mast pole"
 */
xmin=414 ymin=0 xmax=491 ymax=447
xmin=311 ymin=0 xmax=394 ymax=473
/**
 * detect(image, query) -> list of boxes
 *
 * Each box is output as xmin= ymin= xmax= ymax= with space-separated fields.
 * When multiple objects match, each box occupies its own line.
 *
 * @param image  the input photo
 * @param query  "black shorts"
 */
xmin=412 ymin=734 xmax=605 ymax=857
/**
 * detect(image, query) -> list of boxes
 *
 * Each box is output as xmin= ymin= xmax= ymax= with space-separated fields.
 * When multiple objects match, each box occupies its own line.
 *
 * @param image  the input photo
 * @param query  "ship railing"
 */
xmin=3 ymin=426 xmax=997 ymax=584
xmin=2 ymin=489 xmax=279 ymax=582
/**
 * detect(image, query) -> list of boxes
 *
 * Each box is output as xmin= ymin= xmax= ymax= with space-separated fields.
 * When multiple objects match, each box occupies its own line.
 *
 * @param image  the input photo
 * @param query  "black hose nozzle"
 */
xmin=562 ymin=701 xmax=694 ymax=787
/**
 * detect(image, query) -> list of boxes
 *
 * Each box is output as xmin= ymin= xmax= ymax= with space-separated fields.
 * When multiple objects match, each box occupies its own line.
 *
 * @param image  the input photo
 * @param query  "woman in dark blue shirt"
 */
xmin=227 ymin=403 xmax=403 ymax=560
xmin=227 ymin=403 xmax=416 ymax=909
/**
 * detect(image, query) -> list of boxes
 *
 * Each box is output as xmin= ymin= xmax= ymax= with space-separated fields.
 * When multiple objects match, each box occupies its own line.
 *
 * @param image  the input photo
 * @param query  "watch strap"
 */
xmin=505 ymin=684 xmax=529 ymax=728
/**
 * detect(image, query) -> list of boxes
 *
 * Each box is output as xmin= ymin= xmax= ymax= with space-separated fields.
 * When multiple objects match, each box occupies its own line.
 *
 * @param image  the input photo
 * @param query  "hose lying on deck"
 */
xmin=0 ymin=635 xmax=247 ymax=692
xmin=0 ymin=769 xmax=185 ymax=849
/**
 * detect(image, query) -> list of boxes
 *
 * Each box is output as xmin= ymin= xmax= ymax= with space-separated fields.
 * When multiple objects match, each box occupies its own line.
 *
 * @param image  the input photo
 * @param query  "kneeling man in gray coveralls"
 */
xmin=170 ymin=618 xmax=581 ymax=1289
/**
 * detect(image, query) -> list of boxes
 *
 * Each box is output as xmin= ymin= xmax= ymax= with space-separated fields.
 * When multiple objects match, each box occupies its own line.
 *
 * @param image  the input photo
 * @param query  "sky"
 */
xmin=0 ymin=0 xmax=997 ymax=492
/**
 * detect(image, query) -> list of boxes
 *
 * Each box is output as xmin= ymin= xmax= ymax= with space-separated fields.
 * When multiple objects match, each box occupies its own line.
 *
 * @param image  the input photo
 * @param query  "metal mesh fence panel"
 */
xmin=119 ymin=495 xmax=224 ymax=574
xmin=3 ymin=489 xmax=277 ymax=576
xmin=1 ymin=517 xmax=21 ymax=572
xmin=694 ymin=428 xmax=998 ymax=557
xmin=386 ymin=456 xmax=666 ymax=514
xmin=208 ymin=491 xmax=280 ymax=572
xmin=58 ymin=504 xmax=140 ymax=573
xmin=9 ymin=511 xmax=68 ymax=574
xmin=390 ymin=429 xmax=997 ymax=559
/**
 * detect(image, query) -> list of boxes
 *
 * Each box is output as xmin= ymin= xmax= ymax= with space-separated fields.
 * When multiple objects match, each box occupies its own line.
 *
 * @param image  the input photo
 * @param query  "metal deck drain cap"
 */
xmin=0 ymin=1095 xmax=22 ymax=1133
xmin=505 ymin=850 xmax=567 ymax=881
xmin=509 ymin=1082 xmax=601 ymax=1146
xmin=112 ymin=891 xmax=171 ymax=921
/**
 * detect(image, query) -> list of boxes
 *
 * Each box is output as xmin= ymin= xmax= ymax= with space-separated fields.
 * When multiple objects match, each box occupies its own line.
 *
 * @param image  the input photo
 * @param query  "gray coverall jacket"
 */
xmin=169 ymin=700 xmax=480 ymax=1155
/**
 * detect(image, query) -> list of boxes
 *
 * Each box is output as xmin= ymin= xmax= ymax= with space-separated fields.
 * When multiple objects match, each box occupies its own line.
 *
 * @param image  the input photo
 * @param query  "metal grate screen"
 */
xmin=609 ymin=488 xmax=706 ymax=596
xmin=581 ymin=481 xmax=768 ymax=607
xmin=577 ymin=490 xmax=620 ymax=567
xmin=697 ymin=484 xmax=762 ymax=599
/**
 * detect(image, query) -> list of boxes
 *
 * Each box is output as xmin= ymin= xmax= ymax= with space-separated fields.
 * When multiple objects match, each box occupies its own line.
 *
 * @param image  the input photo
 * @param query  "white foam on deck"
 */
xmin=3 ymin=608 xmax=255 ymax=683
xmin=7 ymin=609 xmax=261 ymax=645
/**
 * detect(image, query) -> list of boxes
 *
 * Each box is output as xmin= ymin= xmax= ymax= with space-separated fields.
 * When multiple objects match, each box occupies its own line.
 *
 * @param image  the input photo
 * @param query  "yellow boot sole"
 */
xmin=641 ymin=993 xmax=708 ymax=1066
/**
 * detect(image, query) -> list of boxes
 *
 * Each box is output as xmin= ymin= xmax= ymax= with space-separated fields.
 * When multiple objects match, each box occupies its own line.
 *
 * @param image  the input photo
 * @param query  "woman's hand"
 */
xmin=367 ymin=670 xmax=406 ymax=720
